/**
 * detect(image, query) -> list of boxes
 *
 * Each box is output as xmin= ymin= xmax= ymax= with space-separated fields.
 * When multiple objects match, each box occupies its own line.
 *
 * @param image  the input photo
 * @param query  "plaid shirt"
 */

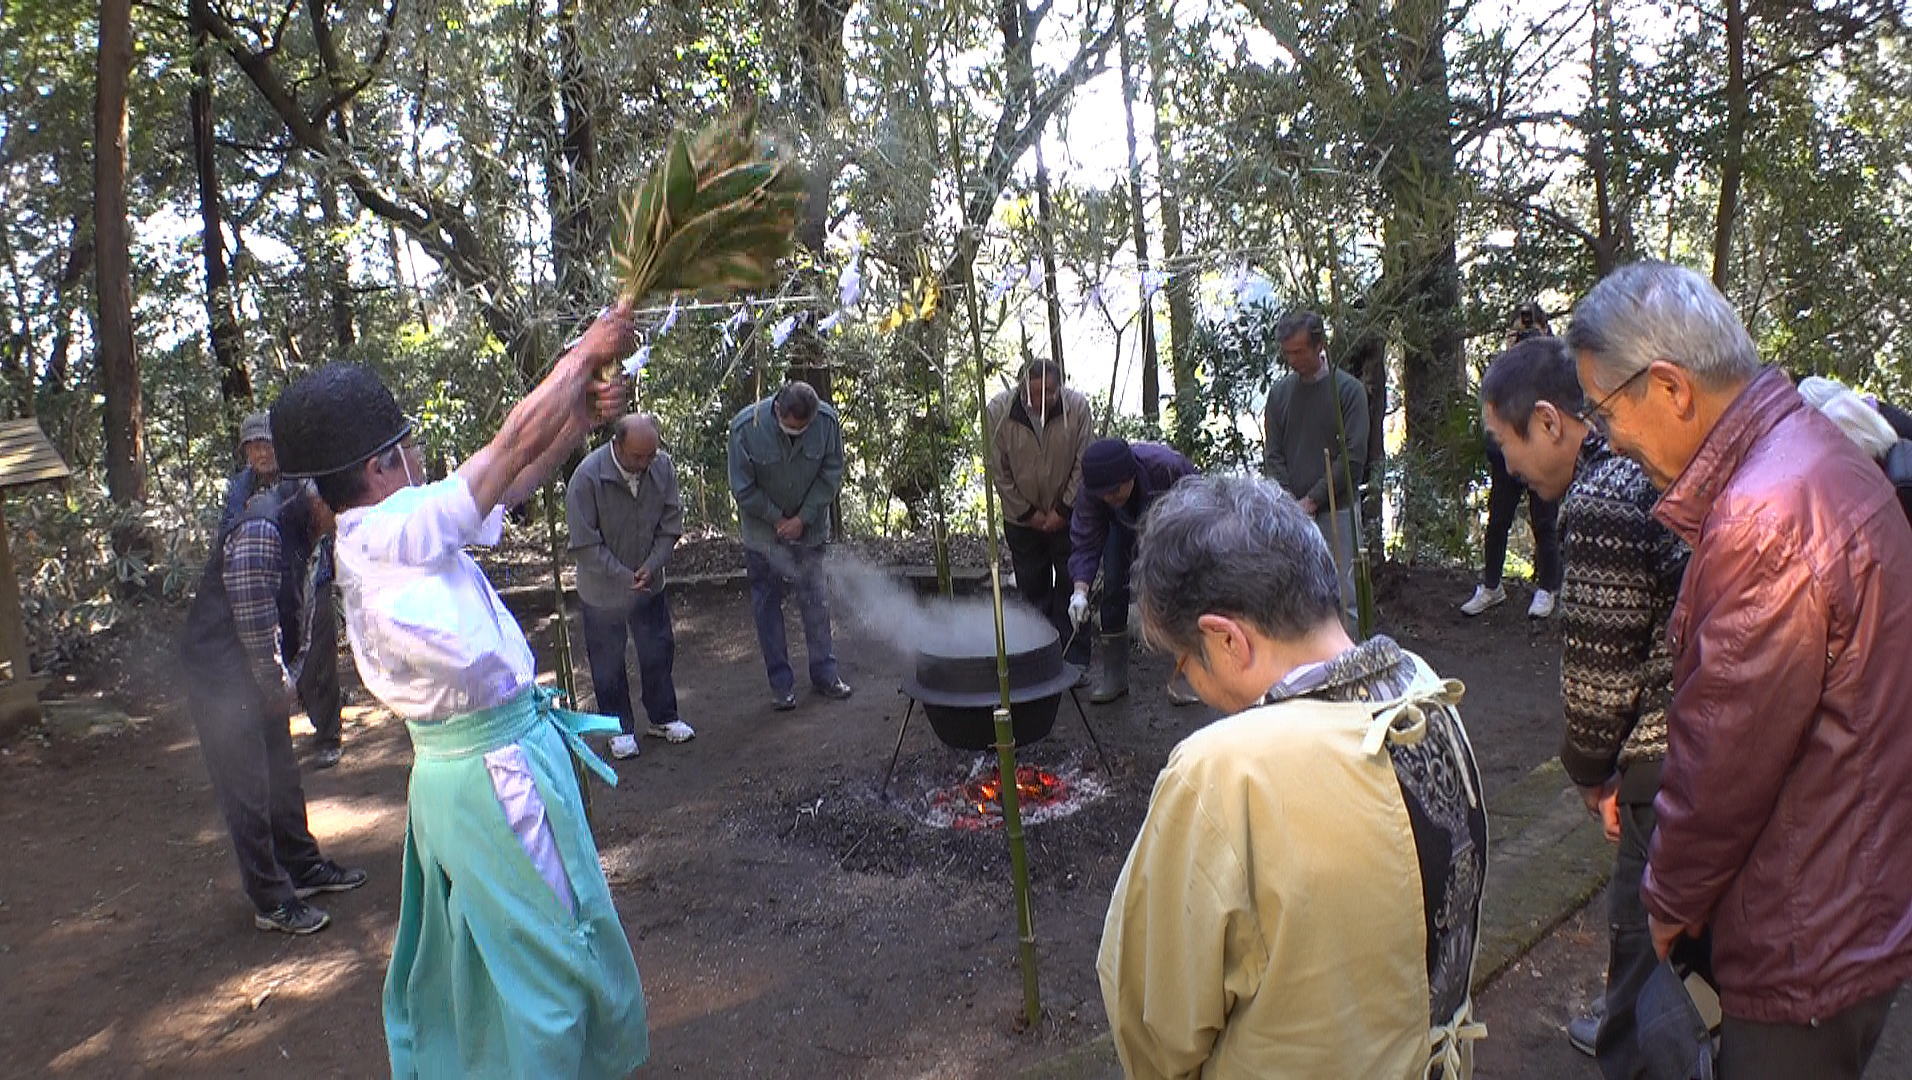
xmin=224 ymin=519 xmax=295 ymax=692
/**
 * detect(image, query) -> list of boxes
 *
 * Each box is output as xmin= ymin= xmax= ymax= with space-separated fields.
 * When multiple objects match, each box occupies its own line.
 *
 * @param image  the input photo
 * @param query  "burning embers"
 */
xmin=920 ymin=755 xmax=1109 ymax=831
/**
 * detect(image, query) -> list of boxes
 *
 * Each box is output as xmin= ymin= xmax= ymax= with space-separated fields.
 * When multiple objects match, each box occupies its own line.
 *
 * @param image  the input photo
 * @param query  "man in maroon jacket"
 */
xmin=1567 ymin=261 xmax=1912 ymax=1079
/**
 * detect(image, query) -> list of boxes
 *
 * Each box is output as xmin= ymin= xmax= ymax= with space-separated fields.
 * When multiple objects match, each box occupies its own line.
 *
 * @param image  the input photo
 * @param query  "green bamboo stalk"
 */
xmin=935 ymin=48 xmax=1040 ymax=1028
xmin=1325 ymin=361 xmax=1376 ymax=640
xmin=544 ymin=481 xmax=594 ymax=826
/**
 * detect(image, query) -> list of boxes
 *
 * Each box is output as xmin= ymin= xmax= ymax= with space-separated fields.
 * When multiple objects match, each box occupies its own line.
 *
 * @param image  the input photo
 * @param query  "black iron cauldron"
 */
xmin=900 ymin=620 xmax=1081 ymax=751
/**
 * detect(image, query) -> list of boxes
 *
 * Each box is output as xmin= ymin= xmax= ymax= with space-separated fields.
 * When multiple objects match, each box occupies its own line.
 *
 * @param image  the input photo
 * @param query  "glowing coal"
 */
xmin=918 ymin=755 xmax=1110 ymax=831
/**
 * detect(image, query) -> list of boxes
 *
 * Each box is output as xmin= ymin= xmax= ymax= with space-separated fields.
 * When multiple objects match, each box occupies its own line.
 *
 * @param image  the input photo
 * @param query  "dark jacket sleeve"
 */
xmin=799 ymin=415 xmax=844 ymax=527
xmin=1642 ymin=516 xmax=1826 ymax=931
xmin=219 ymin=468 xmax=252 ymax=536
xmin=1069 ymin=496 xmax=1110 ymax=586
xmin=1262 ymin=381 xmax=1291 ymax=491
xmin=1302 ymin=373 xmax=1368 ymax=507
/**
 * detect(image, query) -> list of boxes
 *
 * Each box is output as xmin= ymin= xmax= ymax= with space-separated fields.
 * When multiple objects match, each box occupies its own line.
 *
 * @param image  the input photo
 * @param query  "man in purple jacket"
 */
xmin=1067 ymin=437 xmax=1197 ymax=703
xmin=1569 ymin=261 xmax=1912 ymax=1079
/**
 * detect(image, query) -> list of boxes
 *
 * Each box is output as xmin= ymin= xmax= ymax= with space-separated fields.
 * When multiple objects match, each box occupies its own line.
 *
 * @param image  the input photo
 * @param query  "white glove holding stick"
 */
xmin=1068 ymin=589 xmax=1092 ymax=627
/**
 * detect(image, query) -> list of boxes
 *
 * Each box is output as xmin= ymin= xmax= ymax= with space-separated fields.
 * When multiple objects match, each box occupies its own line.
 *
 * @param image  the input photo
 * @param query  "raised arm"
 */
xmin=457 ymin=307 xmax=633 ymax=519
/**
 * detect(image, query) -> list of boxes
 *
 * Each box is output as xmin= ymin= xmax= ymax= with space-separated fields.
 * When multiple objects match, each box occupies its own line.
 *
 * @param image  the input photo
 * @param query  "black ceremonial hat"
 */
xmin=270 ymin=363 xmax=414 ymax=479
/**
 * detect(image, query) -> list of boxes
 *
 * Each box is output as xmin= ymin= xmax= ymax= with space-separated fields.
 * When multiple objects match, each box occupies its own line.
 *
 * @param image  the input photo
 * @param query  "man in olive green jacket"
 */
xmin=988 ymin=359 xmax=1094 ymax=668
xmin=727 ymin=381 xmax=853 ymax=710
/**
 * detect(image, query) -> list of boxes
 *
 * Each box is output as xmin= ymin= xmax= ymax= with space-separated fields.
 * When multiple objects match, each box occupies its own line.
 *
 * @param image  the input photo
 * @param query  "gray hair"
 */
xmin=1566 ymin=261 xmax=1759 ymax=392
xmin=1800 ymin=376 xmax=1897 ymax=461
xmin=1134 ymin=474 xmax=1341 ymax=657
xmin=774 ymin=380 xmax=820 ymax=421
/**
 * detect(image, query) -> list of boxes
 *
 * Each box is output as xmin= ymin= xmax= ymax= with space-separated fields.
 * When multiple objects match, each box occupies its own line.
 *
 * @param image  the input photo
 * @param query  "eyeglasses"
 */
xmin=1573 ymin=366 xmax=1649 ymax=435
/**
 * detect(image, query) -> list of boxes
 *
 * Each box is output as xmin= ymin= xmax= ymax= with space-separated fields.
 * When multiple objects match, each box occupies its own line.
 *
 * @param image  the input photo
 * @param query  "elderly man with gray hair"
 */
xmin=1098 ymin=474 xmax=1487 ymax=1079
xmin=1568 ymin=261 xmax=1912 ymax=1078
xmin=567 ymin=413 xmax=693 ymax=759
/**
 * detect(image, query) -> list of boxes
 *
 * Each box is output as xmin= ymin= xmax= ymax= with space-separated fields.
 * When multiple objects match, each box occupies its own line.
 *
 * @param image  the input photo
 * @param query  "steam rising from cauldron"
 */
xmin=822 ymin=553 xmax=1056 ymax=658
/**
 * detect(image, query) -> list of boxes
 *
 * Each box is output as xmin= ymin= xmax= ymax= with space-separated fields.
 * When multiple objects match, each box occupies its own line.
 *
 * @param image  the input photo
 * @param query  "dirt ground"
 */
xmin=1472 ymin=900 xmax=1912 ymax=1079
xmin=0 ymin=558 xmax=1569 ymax=1078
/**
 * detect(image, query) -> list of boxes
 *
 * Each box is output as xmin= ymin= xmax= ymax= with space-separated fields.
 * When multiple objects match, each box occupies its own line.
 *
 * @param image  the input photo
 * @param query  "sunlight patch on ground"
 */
xmin=647 ymin=963 xmax=776 ymax=1032
xmin=46 ymin=1020 xmax=119 ymax=1073
xmin=306 ymin=794 xmax=404 ymax=843
xmin=126 ymin=951 xmax=370 ymax=1058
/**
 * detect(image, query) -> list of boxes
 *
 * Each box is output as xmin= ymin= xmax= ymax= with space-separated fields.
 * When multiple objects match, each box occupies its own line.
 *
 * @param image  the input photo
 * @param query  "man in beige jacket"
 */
xmin=1101 ymin=474 xmax=1488 ymax=1078
xmin=987 ymin=359 xmax=1094 ymax=669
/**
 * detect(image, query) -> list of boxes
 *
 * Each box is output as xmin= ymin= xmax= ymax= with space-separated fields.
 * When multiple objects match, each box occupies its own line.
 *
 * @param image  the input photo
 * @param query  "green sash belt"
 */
xmin=406 ymin=684 xmax=620 ymax=786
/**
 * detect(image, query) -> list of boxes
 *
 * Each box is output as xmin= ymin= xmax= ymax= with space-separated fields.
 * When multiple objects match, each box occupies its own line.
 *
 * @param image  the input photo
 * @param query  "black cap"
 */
xmin=270 ymin=363 xmax=413 ymax=479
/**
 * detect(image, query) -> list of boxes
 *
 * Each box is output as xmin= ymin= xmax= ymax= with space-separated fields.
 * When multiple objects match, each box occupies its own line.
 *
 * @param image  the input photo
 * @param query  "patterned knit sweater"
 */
xmin=1558 ymin=435 xmax=1689 ymax=787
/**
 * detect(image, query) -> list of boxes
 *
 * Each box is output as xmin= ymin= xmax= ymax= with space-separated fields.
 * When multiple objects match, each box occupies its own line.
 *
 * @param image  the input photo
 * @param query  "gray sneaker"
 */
xmin=1567 ymin=1013 xmax=1600 ymax=1057
xmin=255 ymin=899 xmax=330 ymax=935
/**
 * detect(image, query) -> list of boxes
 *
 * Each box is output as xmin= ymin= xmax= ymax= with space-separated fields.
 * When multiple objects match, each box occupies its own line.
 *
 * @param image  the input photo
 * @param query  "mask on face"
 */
xmin=399 ymin=444 xmax=420 ymax=487
xmin=779 ymin=422 xmax=805 ymax=438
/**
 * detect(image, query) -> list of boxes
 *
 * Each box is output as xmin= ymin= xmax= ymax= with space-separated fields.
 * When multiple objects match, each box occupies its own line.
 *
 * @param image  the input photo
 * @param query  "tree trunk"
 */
xmin=1711 ymin=0 xmax=1747 ymax=290
xmin=551 ymin=3 xmax=603 ymax=302
xmin=190 ymin=4 xmax=251 ymax=405
xmin=1143 ymin=0 xmax=1194 ymax=444
xmin=1032 ymin=142 xmax=1068 ymax=378
xmin=784 ymin=0 xmax=853 ymax=407
xmin=95 ymin=0 xmax=146 ymax=508
xmin=1380 ymin=0 xmax=1464 ymax=555
xmin=1115 ymin=0 xmax=1160 ymax=423
xmin=1025 ymin=0 xmax=1066 ymax=379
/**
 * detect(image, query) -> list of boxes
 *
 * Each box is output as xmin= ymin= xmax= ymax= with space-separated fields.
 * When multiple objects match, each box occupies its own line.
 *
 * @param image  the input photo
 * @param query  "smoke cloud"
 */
xmin=821 ymin=551 xmax=1057 ymax=658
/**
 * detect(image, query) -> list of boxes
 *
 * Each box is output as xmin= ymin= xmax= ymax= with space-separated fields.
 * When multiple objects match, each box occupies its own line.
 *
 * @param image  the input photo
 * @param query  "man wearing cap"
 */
xmin=220 ymin=411 xmax=281 ymax=534
xmin=567 ymin=413 xmax=694 ymax=759
xmin=269 ymin=310 xmax=648 ymax=1078
xmin=728 ymin=379 xmax=854 ymax=711
xmin=219 ymin=411 xmax=345 ymax=768
xmin=180 ymin=476 xmax=367 ymax=935
xmin=1067 ymin=436 xmax=1197 ymax=703
xmin=988 ymin=359 xmax=1095 ymax=675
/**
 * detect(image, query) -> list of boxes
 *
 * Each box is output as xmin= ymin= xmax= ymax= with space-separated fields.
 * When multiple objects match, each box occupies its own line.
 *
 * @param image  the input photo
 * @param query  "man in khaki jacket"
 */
xmin=987 ymin=359 xmax=1093 ymax=669
xmin=1101 ymin=475 xmax=1487 ymax=1079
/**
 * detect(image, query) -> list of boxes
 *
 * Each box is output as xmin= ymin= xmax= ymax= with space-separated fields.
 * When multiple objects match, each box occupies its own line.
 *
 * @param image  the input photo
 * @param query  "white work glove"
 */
xmin=1068 ymin=591 xmax=1092 ymax=627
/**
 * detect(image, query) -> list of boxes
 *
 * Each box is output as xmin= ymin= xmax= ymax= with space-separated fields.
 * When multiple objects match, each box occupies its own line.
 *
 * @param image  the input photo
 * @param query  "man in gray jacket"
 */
xmin=567 ymin=413 xmax=693 ymax=758
xmin=988 ymin=359 xmax=1094 ymax=670
xmin=728 ymin=381 xmax=853 ymax=710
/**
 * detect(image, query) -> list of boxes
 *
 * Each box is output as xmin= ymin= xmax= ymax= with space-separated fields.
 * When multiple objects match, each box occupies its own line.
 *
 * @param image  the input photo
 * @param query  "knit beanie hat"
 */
xmin=270 ymin=363 xmax=413 ymax=479
xmin=1081 ymin=437 xmax=1138 ymax=495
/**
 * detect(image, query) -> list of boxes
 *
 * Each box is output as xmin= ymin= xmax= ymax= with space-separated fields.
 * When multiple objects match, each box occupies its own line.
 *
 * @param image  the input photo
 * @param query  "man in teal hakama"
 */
xmin=270 ymin=310 xmax=648 ymax=1078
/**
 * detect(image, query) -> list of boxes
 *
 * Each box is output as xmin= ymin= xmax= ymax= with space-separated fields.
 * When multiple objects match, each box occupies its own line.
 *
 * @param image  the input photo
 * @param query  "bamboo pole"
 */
xmin=544 ymin=481 xmax=594 ymax=825
xmin=935 ymin=52 xmax=1041 ymax=1029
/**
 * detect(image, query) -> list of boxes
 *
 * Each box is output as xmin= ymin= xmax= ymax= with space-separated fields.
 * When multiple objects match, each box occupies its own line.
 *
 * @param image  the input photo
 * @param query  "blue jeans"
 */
xmin=745 ymin=545 xmax=839 ymax=694
xmin=1099 ymin=525 xmax=1135 ymax=633
xmin=579 ymin=590 xmax=680 ymax=734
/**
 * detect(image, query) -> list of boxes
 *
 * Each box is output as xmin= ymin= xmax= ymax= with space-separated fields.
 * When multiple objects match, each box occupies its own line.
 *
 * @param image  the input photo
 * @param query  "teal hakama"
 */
xmin=384 ymin=685 xmax=648 ymax=1078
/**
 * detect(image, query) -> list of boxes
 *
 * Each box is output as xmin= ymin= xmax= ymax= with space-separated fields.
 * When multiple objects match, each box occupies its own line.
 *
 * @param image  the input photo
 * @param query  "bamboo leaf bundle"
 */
xmin=609 ymin=107 xmax=805 ymax=331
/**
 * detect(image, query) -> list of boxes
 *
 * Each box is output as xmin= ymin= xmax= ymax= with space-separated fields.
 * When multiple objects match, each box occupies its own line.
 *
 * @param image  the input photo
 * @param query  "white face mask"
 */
xmin=779 ymin=422 xmax=806 ymax=438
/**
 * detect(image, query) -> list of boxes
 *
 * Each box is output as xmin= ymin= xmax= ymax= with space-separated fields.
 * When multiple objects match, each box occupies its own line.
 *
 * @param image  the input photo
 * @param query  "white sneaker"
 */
xmin=646 ymin=720 xmax=696 ymax=743
xmin=1529 ymin=589 xmax=1557 ymax=619
xmin=609 ymin=734 xmax=640 ymax=759
xmin=1460 ymin=584 xmax=1506 ymax=616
